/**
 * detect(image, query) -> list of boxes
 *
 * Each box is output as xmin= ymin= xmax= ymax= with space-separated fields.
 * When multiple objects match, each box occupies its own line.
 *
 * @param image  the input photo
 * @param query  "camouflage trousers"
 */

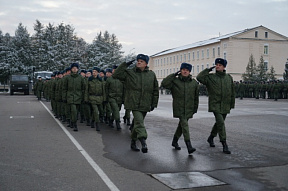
xmin=70 ymin=104 xmax=80 ymax=123
xmin=211 ymin=112 xmax=227 ymax=142
xmin=91 ymin=104 xmax=102 ymax=122
xmin=131 ymin=111 xmax=147 ymax=141
xmin=174 ymin=117 xmax=190 ymax=141
xmin=109 ymin=98 xmax=121 ymax=122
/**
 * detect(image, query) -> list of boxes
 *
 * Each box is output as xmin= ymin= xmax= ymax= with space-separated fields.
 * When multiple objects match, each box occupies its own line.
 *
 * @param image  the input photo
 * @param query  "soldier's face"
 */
xmin=80 ymin=72 xmax=85 ymax=77
xmin=106 ymin=72 xmax=112 ymax=77
xmin=93 ymin=70 xmax=98 ymax=77
xmin=71 ymin=67 xmax=78 ymax=73
xmin=181 ymin=68 xmax=190 ymax=77
xmin=100 ymin=72 xmax=105 ymax=77
xmin=215 ymin=63 xmax=225 ymax=72
xmin=137 ymin=59 xmax=147 ymax=70
xmin=86 ymin=72 xmax=91 ymax=78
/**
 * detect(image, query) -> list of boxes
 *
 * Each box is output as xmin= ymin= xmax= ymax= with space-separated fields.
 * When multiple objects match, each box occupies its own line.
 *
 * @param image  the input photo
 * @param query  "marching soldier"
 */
xmin=106 ymin=66 xmax=124 ymax=130
xmin=238 ymin=80 xmax=245 ymax=100
xmin=62 ymin=63 xmax=85 ymax=131
xmin=35 ymin=76 xmax=44 ymax=100
xmin=113 ymin=54 xmax=159 ymax=153
xmin=197 ymin=58 xmax=235 ymax=154
xmin=84 ymin=67 xmax=106 ymax=131
xmin=63 ymin=67 xmax=71 ymax=124
xmin=84 ymin=70 xmax=92 ymax=127
xmin=161 ymin=63 xmax=199 ymax=154
xmin=79 ymin=69 xmax=87 ymax=123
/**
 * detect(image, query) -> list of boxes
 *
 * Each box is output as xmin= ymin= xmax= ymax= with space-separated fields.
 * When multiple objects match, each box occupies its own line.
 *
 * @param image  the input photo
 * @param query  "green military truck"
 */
xmin=10 ymin=74 xmax=29 ymax=95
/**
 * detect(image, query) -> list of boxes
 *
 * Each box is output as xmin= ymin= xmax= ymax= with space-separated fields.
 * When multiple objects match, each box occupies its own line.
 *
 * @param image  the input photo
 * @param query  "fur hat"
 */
xmin=80 ymin=69 xmax=86 ymax=74
xmin=70 ymin=63 xmax=79 ymax=69
xmin=92 ymin=66 xmax=100 ymax=72
xmin=87 ymin=69 xmax=93 ymax=74
xmin=112 ymin=65 xmax=118 ymax=69
xmin=215 ymin=58 xmax=227 ymax=67
xmin=65 ymin=67 xmax=71 ymax=72
xmin=100 ymin=69 xmax=106 ymax=75
xmin=180 ymin=63 xmax=192 ymax=72
xmin=106 ymin=68 xmax=112 ymax=73
xmin=137 ymin=54 xmax=149 ymax=64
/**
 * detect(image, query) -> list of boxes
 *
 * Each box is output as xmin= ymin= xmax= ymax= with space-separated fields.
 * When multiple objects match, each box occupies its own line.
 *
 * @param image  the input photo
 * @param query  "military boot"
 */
xmin=139 ymin=138 xmax=148 ymax=153
xmin=185 ymin=140 xmax=196 ymax=154
xmin=73 ymin=123 xmax=78 ymax=132
xmin=116 ymin=121 xmax=121 ymax=130
xmin=130 ymin=140 xmax=140 ymax=151
xmin=100 ymin=116 xmax=104 ymax=123
xmin=172 ymin=136 xmax=181 ymax=150
xmin=104 ymin=116 xmax=108 ymax=124
xmin=90 ymin=120 xmax=95 ymax=128
xmin=127 ymin=118 xmax=131 ymax=126
xmin=109 ymin=119 xmax=114 ymax=128
xmin=95 ymin=122 xmax=100 ymax=131
xmin=207 ymin=135 xmax=215 ymax=147
xmin=123 ymin=116 xmax=127 ymax=124
xmin=80 ymin=115 xmax=84 ymax=123
xmin=129 ymin=120 xmax=134 ymax=131
xmin=86 ymin=119 xmax=90 ymax=126
xmin=221 ymin=141 xmax=231 ymax=154
xmin=62 ymin=115 xmax=66 ymax=123
xmin=67 ymin=119 xmax=71 ymax=127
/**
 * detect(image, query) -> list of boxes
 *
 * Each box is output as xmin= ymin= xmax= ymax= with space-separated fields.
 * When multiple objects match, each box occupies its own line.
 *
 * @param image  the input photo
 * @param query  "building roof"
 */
xmin=150 ymin=26 xmax=278 ymax=58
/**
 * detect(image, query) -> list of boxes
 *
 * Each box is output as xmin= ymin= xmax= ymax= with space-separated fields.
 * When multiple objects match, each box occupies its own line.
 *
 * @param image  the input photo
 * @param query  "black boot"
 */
xmin=207 ymin=135 xmax=215 ymax=147
xmin=96 ymin=122 xmax=100 ymax=131
xmin=172 ymin=136 xmax=181 ymax=150
xmin=91 ymin=120 xmax=95 ymax=128
xmin=86 ymin=119 xmax=90 ymax=126
xmin=123 ymin=116 xmax=126 ymax=123
xmin=116 ymin=121 xmax=121 ymax=130
xmin=73 ymin=123 xmax=78 ymax=131
xmin=80 ymin=115 xmax=84 ymax=123
xmin=67 ymin=119 xmax=71 ymax=127
xmin=139 ymin=138 xmax=148 ymax=153
xmin=104 ymin=116 xmax=108 ymax=124
xmin=221 ymin=141 xmax=231 ymax=154
xmin=62 ymin=115 xmax=66 ymax=123
xmin=100 ymin=116 xmax=104 ymax=123
xmin=129 ymin=120 xmax=134 ymax=131
xmin=127 ymin=118 xmax=131 ymax=126
xmin=185 ymin=140 xmax=196 ymax=154
xmin=130 ymin=140 xmax=140 ymax=151
xmin=109 ymin=119 xmax=114 ymax=128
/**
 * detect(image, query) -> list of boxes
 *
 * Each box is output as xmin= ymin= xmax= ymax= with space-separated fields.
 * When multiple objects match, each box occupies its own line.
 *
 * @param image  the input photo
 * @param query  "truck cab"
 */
xmin=10 ymin=75 xmax=29 ymax=95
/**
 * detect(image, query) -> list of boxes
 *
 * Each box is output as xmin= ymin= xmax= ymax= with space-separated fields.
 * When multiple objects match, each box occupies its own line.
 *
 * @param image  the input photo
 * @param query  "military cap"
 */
xmin=70 ymin=62 xmax=79 ymax=69
xmin=180 ymin=63 xmax=192 ymax=72
xmin=100 ymin=69 xmax=106 ymax=75
xmin=65 ymin=67 xmax=71 ymax=72
xmin=92 ymin=66 xmax=100 ymax=72
xmin=137 ymin=54 xmax=149 ymax=64
xmin=106 ymin=68 xmax=112 ymax=73
xmin=87 ymin=69 xmax=93 ymax=74
xmin=215 ymin=58 xmax=227 ymax=67
xmin=80 ymin=69 xmax=86 ymax=74
xmin=112 ymin=65 xmax=118 ymax=69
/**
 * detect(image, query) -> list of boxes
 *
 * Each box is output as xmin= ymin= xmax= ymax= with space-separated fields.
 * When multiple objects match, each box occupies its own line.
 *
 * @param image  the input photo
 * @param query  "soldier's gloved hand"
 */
xmin=174 ymin=70 xmax=181 ymax=76
xmin=150 ymin=106 xmax=155 ymax=111
xmin=126 ymin=59 xmax=135 ymax=66
xmin=208 ymin=66 xmax=216 ymax=71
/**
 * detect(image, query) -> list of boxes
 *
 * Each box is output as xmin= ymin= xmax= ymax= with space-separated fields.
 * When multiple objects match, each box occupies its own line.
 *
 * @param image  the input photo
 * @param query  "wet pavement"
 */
xmin=1 ymin=93 xmax=288 ymax=190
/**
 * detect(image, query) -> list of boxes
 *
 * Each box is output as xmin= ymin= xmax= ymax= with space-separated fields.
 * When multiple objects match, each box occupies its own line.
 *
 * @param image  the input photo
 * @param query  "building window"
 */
xmin=223 ymin=43 xmax=227 ymax=49
xmin=180 ymin=55 xmax=182 ymax=62
xmin=213 ymin=48 xmax=215 ymax=58
xmin=207 ymin=48 xmax=209 ymax=58
xmin=207 ymin=63 xmax=209 ymax=68
xmin=167 ymin=69 xmax=168 ymax=76
xmin=201 ymin=49 xmax=204 ymax=59
xmin=170 ymin=57 xmax=172 ymax=64
xmin=177 ymin=55 xmax=179 ymax=62
xmin=223 ymin=52 xmax=227 ymax=60
xmin=164 ymin=69 xmax=165 ymax=76
xmin=255 ymin=31 xmax=258 ymax=38
xmin=192 ymin=65 xmax=194 ymax=73
xmin=193 ymin=52 xmax=195 ymax=60
xmin=197 ymin=65 xmax=199 ymax=73
xmin=164 ymin=58 xmax=165 ymax=65
xmin=264 ymin=45 xmax=269 ymax=55
xmin=161 ymin=70 xmax=162 ymax=77
xmin=197 ymin=51 xmax=199 ymax=60
xmin=161 ymin=59 xmax=162 ymax=66
xmin=264 ymin=61 xmax=268 ymax=71
xmin=188 ymin=53 xmax=190 ymax=61
xmin=184 ymin=54 xmax=186 ymax=62
xmin=201 ymin=64 xmax=204 ymax=71
xmin=217 ymin=46 xmax=220 ymax=56
xmin=265 ymin=32 xmax=268 ymax=38
xmin=173 ymin=56 xmax=175 ymax=64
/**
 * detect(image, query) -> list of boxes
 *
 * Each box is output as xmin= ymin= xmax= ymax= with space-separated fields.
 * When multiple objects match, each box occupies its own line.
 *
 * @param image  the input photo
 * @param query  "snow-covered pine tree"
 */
xmin=242 ymin=54 xmax=257 ymax=82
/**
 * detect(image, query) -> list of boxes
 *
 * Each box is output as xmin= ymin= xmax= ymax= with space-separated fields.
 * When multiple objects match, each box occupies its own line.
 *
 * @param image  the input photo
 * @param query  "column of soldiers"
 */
xmin=234 ymin=80 xmax=288 ymax=100
xmin=33 ymin=56 xmax=238 ymax=155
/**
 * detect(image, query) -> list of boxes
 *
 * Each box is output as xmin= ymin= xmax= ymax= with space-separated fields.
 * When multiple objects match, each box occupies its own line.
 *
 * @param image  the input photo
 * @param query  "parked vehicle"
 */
xmin=10 ymin=75 xmax=29 ymax=95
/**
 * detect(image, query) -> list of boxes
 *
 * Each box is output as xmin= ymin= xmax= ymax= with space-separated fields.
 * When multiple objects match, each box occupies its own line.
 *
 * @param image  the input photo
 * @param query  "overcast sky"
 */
xmin=0 ymin=0 xmax=287 ymax=56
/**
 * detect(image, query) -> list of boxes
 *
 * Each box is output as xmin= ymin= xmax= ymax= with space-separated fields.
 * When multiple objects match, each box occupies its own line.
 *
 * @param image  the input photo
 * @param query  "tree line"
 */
xmin=0 ymin=20 xmax=134 ymax=83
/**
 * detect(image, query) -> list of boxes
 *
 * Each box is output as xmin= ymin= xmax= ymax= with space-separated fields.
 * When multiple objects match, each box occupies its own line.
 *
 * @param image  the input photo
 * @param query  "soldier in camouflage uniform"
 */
xmin=238 ymin=80 xmax=245 ymax=100
xmin=62 ymin=63 xmax=85 ymax=131
xmin=260 ymin=81 xmax=267 ymax=99
xmin=79 ymin=69 xmax=87 ymax=123
xmin=85 ymin=67 xmax=106 ymax=131
xmin=50 ymin=73 xmax=57 ymax=114
xmin=106 ymin=66 xmax=124 ymax=130
xmin=197 ymin=58 xmax=235 ymax=154
xmin=35 ymin=77 xmax=44 ymax=100
xmin=104 ymin=68 xmax=113 ymax=126
xmin=84 ymin=70 xmax=92 ymax=127
xmin=63 ymin=67 xmax=71 ymax=124
xmin=113 ymin=54 xmax=159 ymax=153
xmin=161 ymin=63 xmax=199 ymax=154
xmin=55 ymin=71 xmax=64 ymax=120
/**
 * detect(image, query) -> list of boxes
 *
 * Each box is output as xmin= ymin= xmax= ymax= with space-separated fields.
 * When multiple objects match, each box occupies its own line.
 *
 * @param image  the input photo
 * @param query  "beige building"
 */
xmin=150 ymin=26 xmax=288 ymax=83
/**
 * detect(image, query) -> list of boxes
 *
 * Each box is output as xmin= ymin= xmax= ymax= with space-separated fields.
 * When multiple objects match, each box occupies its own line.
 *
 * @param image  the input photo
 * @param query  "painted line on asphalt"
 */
xmin=40 ymin=101 xmax=120 ymax=191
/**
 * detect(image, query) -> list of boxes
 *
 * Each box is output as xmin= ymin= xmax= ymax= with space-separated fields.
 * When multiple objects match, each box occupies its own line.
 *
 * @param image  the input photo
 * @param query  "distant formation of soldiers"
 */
xmin=234 ymin=80 xmax=288 ymax=101
xmin=34 ymin=64 xmax=132 ymax=132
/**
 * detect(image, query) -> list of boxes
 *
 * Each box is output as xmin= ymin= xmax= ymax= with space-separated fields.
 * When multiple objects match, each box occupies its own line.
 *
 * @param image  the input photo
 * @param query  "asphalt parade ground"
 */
xmin=0 ymin=93 xmax=288 ymax=191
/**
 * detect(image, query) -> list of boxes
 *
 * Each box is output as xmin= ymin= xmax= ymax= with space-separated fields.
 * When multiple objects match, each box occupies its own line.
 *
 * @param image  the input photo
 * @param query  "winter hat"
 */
xmin=106 ymin=68 xmax=112 ymax=73
xmin=70 ymin=63 xmax=79 ymax=69
xmin=100 ymin=69 xmax=106 ymax=75
xmin=87 ymin=69 xmax=93 ymax=74
xmin=92 ymin=66 xmax=100 ymax=72
xmin=112 ymin=65 xmax=118 ymax=69
xmin=137 ymin=54 xmax=149 ymax=64
xmin=180 ymin=63 xmax=192 ymax=72
xmin=215 ymin=58 xmax=227 ymax=67
xmin=65 ymin=67 xmax=71 ymax=72
xmin=80 ymin=69 xmax=86 ymax=74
